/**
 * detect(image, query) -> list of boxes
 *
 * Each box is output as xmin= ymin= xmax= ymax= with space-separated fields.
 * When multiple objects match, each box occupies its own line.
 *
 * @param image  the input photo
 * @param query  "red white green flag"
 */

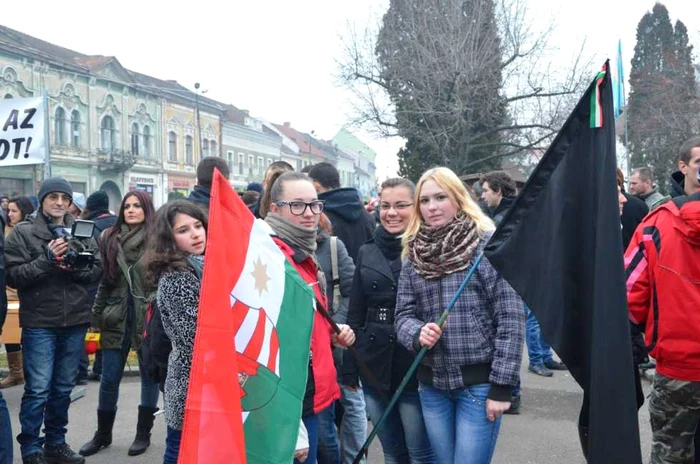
xmin=179 ymin=171 xmax=315 ymax=464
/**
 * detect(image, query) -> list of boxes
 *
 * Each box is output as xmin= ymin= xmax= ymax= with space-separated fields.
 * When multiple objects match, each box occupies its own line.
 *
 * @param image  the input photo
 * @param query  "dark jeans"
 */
xmin=295 ymin=414 xmax=319 ymax=464
xmin=18 ymin=325 xmax=87 ymax=457
xmin=364 ymin=385 xmax=435 ymax=464
xmin=317 ymin=405 xmax=340 ymax=464
xmin=99 ymin=346 xmax=159 ymax=411
xmin=163 ymin=426 xmax=181 ymax=464
xmin=525 ymin=306 xmax=553 ymax=367
xmin=0 ymin=391 xmax=12 ymax=464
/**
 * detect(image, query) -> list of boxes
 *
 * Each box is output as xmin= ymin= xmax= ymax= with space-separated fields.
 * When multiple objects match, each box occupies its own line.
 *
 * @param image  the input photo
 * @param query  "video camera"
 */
xmin=49 ymin=220 xmax=97 ymax=271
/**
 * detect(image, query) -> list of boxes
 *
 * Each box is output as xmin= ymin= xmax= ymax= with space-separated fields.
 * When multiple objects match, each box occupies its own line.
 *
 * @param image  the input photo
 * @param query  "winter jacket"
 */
xmin=83 ymin=210 xmax=117 ymax=241
xmin=315 ymin=233 xmax=355 ymax=320
xmin=621 ymin=193 xmax=648 ymax=250
xmin=273 ymin=237 xmax=340 ymax=417
xmin=625 ymin=193 xmax=700 ymax=382
xmin=670 ymin=171 xmax=686 ymax=198
xmin=0 ymin=227 xmax=6 ymax=330
xmin=637 ymin=189 xmax=670 ymax=211
xmin=187 ymin=186 xmax=211 ymax=213
xmin=489 ymin=196 xmax=515 ymax=226
xmin=4 ymin=225 xmax=17 ymax=302
xmin=157 ymin=267 xmax=201 ymax=431
xmin=395 ymin=235 xmax=524 ymax=402
xmin=91 ymin=226 xmax=151 ymax=350
xmin=4 ymin=211 xmax=103 ymax=328
xmin=318 ymin=188 xmax=375 ymax=262
xmin=346 ymin=240 xmax=419 ymax=393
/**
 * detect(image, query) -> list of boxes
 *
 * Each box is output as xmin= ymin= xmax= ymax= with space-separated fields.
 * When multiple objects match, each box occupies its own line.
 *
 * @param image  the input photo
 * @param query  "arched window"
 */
xmin=168 ymin=132 xmax=177 ymax=161
xmin=210 ymin=140 xmax=217 ymax=157
xmin=142 ymin=125 xmax=151 ymax=156
xmin=70 ymin=110 xmax=80 ymax=148
xmin=55 ymin=107 xmax=66 ymax=145
xmin=131 ymin=123 xmax=139 ymax=156
xmin=185 ymin=135 xmax=193 ymax=165
xmin=101 ymin=116 xmax=115 ymax=151
xmin=202 ymin=139 xmax=209 ymax=157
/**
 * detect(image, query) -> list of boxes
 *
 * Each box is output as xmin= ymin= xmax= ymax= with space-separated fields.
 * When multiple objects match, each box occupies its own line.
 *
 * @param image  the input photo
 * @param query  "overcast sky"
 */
xmin=2 ymin=0 xmax=698 ymax=180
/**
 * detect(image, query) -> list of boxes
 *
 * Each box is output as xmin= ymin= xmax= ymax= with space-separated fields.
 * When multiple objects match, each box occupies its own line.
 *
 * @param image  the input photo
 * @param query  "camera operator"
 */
xmin=4 ymin=177 xmax=102 ymax=464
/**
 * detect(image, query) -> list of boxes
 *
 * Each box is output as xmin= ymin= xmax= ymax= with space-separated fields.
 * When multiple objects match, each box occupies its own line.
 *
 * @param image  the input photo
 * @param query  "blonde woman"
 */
xmin=394 ymin=167 xmax=524 ymax=464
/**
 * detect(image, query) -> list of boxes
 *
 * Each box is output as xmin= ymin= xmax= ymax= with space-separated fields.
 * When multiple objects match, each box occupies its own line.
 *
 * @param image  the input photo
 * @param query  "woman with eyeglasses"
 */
xmin=264 ymin=171 xmax=356 ymax=464
xmin=346 ymin=178 xmax=436 ymax=464
xmin=395 ymin=167 xmax=524 ymax=464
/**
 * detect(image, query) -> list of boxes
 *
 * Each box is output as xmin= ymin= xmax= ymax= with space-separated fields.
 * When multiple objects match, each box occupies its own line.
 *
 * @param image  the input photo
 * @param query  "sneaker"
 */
xmin=528 ymin=364 xmax=553 ymax=377
xmin=22 ymin=453 xmax=47 ymax=464
xmin=544 ymin=360 xmax=567 ymax=371
xmin=44 ymin=443 xmax=85 ymax=464
xmin=504 ymin=395 xmax=521 ymax=415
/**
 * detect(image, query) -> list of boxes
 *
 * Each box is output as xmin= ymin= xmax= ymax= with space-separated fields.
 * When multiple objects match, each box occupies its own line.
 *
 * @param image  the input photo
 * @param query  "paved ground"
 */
xmin=1 ymin=353 xmax=653 ymax=463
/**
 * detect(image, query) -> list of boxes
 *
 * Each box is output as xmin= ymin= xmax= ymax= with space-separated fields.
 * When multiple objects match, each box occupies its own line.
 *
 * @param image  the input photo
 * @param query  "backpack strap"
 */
xmin=330 ymin=236 xmax=340 ymax=285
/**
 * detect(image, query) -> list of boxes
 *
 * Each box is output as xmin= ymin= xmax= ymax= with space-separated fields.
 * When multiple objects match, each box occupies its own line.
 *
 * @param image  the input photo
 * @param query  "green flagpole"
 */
xmin=352 ymin=252 xmax=485 ymax=464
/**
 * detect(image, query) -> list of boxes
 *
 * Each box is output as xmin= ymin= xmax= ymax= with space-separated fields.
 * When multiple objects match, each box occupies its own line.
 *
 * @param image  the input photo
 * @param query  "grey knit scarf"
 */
xmin=264 ymin=213 xmax=318 ymax=260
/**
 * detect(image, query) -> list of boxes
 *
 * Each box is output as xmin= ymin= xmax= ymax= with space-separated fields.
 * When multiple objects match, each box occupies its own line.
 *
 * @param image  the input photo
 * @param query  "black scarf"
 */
xmin=374 ymin=225 xmax=403 ymax=261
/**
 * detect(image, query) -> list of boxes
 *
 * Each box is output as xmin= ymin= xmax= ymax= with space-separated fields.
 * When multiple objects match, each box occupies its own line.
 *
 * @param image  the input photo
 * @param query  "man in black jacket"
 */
xmin=5 ymin=177 xmax=102 ymax=464
xmin=82 ymin=191 xmax=117 ymax=240
xmin=187 ymin=156 xmax=231 ymax=212
xmin=669 ymin=136 xmax=700 ymax=199
xmin=308 ymin=162 xmax=375 ymax=262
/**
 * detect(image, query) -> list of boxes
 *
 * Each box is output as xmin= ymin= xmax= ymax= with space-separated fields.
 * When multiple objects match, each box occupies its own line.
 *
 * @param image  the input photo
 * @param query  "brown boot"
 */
xmin=0 ymin=350 xmax=24 ymax=388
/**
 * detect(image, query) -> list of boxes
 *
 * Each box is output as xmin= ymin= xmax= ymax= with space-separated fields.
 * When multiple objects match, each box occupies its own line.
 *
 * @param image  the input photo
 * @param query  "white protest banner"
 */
xmin=0 ymin=96 xmax=45 ymax=166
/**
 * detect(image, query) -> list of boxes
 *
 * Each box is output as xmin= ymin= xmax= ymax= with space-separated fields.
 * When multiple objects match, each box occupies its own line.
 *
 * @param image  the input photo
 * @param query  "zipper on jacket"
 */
xmin=63 ymin=286 xmax=68 ymax=327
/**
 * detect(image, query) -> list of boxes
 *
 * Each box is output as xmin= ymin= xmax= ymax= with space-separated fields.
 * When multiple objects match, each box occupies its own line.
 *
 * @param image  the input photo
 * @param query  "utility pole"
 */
xmin=194 ymin=82 xmax=202 ymax=159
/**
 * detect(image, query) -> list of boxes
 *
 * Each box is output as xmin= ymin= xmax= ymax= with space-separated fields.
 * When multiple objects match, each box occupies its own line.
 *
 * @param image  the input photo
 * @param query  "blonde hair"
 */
xmin=402 ymin=167 xmax=495 ymax=256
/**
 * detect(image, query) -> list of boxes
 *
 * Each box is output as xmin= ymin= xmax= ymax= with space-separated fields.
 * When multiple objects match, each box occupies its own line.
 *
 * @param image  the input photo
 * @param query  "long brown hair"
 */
xmin=259 ymin=163 xmax=294 ymax=217
xmin=100 ymin=191 xmax=156 ymax=285
xmin=143 ymin=200 xmax=208 ymax=287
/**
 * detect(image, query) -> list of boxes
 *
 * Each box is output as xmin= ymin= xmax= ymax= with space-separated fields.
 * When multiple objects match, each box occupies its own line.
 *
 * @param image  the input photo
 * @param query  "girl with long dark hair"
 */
xmin=80 ymin=191 xmax=159 ymax=457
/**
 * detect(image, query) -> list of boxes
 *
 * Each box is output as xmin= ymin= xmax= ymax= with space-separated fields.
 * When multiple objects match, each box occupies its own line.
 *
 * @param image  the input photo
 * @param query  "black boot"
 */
xmin=79 ymin=410 xmax=116 ymax=456
xmin=128 ymin=406 xmax=159 ymax=456
xmin=578 ymin=425 xmax=590 ymax=462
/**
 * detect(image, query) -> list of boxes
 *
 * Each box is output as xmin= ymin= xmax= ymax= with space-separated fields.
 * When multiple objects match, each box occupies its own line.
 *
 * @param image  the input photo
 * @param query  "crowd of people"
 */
xmin=0 ymin=135 xmax=698 ymax=464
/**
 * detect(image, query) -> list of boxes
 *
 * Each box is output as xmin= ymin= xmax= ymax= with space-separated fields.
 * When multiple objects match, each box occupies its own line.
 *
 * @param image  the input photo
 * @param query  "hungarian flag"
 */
xmin=179 ymin=171 xmax=315 ymax=464
xmin=484 ymin=62 xmax=643 ymax=463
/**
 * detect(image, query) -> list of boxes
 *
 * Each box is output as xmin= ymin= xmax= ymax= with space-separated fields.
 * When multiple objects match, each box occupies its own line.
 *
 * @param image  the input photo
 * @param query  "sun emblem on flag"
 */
xmin=251 ymin=257 xmax=271 ymax=296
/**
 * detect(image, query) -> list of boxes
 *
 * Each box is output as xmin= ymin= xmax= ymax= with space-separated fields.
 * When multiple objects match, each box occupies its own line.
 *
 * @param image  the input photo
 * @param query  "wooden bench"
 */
xmin=0 ymin=301 xmax=21 ymax=344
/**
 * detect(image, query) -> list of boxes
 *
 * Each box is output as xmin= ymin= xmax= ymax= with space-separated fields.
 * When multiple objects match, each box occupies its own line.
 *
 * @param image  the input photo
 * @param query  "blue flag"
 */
xmin=613 ymin=40 xmax=625 ymax=119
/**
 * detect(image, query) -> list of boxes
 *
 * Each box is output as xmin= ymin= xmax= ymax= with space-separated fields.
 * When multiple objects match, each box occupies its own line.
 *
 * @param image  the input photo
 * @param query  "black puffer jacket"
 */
xmin=319 ymin=188 xmax=375 ymax=262
xmin=4 ymin=212 xmax=103 ymax=328
xmin=83 ymin=210 xmax=117 ymax=241
xmin=345 ymin=240 xmax=418 ymax=393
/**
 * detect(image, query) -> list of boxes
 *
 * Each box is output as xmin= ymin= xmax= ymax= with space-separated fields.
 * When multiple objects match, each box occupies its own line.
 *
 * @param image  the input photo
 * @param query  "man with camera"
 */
xmin=4 ymin=177 xmax=102 ymax=464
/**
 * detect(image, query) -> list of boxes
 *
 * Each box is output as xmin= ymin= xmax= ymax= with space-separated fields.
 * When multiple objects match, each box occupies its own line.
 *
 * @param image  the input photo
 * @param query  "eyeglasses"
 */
xmin=275 ymin=200 xmax=325 ymax=216
xmin=379 ymin=202 xmax=413 ymax=212
xmin=46 ymin=193 xmax=71 ymax=203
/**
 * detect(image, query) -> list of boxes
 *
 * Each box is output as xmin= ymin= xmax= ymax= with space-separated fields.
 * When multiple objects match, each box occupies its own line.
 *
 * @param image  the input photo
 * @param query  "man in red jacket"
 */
xmin=625 ymin=137 xmax=700 ymax=463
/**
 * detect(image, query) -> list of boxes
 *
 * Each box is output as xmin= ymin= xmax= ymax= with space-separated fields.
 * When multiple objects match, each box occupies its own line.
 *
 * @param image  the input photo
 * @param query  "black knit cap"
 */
xmin=38 ymin=177 xmax=73 ymax=205
xmin=86 ymin=190 xmax=110 ymax=212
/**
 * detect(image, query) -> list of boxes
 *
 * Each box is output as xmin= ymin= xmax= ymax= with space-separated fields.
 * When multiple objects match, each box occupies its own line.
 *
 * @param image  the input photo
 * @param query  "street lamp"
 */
xmin=194 ymin=82 xmax=206 ymax=158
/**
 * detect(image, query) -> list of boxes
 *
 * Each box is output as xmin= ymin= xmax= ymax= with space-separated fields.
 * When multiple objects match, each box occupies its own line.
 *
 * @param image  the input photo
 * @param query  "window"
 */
xmin=142 ymin=126 xmax=151 ymax=156
xmin=248 ymin=155 xmax=254 ymax=174
xmin=185 ymin=135 xmax=194 ymax=165
xmin=267 ymin=158 xmax=272 ymax=167
xmin=55 ymin=107 xmax=66 ymax=145
xmin=258 ymin=156 xmax=264 ymax=175
xmin=3 ymin=94 xmax=12 ymax=99
xmin=210 ymin=141 xmax=218 ymax=157
xmin=101 ymin=116 xmax=115 ymax=151
xmin=239 ymin=153 xmax=244 ymax=175
xmin=202 ymin=139 xmax=209 ymax=157
xmin=70 ymin=110 xmax=80 ymax=148
xmin=168 ymin=131 xmax=177 ymax=161
xmin=227 ymin=150 xmax=234 ymax=172
xmin=131 ymin=123 xmax=139 ymax=156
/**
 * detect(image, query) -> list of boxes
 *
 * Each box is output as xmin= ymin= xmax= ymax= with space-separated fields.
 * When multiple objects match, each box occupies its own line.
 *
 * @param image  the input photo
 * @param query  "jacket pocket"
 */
xmin=102 ymin=298 xmax=125 ymax=330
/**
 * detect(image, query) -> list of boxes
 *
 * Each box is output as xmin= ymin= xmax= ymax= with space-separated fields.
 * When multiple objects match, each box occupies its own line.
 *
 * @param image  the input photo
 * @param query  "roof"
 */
xmin=273 ymin=123 xmax=326 ymax=159
xmin=0 ymin=24 xmax=87 ymax=64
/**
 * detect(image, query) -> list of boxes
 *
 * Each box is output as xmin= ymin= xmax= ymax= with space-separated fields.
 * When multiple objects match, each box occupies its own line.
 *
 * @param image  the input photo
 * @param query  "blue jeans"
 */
xmin=0 ymin=391 xmax=12 ymax=464
xmin=317 ymin=405 xmax=340 ymax=464
xmin=295 ymin=414 xmax=319 ymax=464
xmin=99 ymin=346 xmax=159 ymax=411
xmin=419 ymin=383 xmax=501 ymax=464
xmin=364 ymin=385 xmax=435 ymax=464
xmin=18 ymin=325 xmax=87 ymax=457
xmin=525 ymin=306 xmax=553 ymax=367
xmin=163 ymin=426 xmax=181 ymax=464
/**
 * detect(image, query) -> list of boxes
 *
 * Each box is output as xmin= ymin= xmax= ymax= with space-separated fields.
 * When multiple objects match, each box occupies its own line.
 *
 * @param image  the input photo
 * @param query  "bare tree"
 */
xmin=337 ymin=0 xmax=592 ymax=176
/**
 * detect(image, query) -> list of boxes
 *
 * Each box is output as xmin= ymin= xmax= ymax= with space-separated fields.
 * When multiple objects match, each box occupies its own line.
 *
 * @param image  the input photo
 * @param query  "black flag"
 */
xmin=484 ymin=62 xmax=642 ymax=463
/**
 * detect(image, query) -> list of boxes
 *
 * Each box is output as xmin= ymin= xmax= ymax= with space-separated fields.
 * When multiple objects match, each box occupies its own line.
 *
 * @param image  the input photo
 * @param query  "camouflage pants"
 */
xmin=649 ymin=373 xmax=700 ymax=463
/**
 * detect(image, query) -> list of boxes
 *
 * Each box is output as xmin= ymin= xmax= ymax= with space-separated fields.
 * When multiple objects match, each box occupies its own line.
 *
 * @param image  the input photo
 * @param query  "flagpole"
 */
xmin=352 ymin=252 xmax=485 ymax=464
